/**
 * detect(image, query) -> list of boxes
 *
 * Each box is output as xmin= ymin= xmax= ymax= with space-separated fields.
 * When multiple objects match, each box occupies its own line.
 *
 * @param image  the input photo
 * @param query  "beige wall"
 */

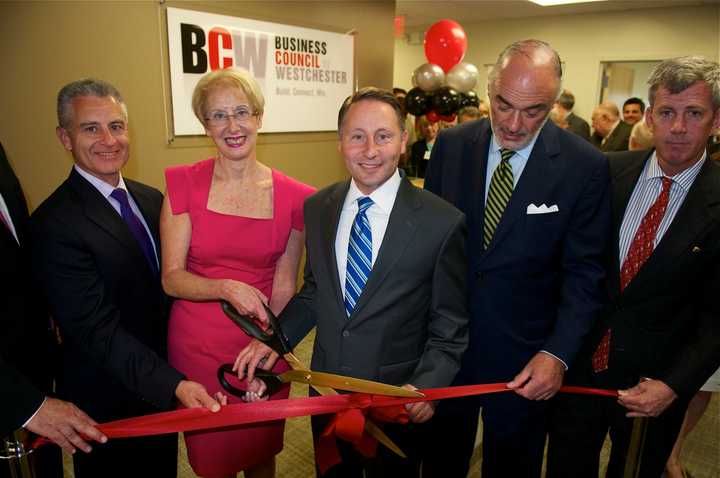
xmin=394 ymin=5 xmax=719 ymax=124
xmin=0 ymin=0 xmax=396 ymax=210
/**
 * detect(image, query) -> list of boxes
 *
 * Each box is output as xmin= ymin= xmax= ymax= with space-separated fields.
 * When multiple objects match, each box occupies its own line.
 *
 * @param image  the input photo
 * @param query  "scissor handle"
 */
xmin=217 ymin=363 xmax=284 ymax=399
xmin=220 ymin=301 xmax=291 ymax=355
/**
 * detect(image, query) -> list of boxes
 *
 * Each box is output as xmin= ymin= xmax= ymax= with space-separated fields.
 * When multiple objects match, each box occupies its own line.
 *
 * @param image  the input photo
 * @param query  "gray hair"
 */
xmin=488 ymin=39 xmax=563 ymax=97
xmin=647 ymin=56 xmax=720 ymax=110
xmin=629 ymin=120 xmax=654 ymax=150
xmin=57 ymin=78 xmax=127 ymax=129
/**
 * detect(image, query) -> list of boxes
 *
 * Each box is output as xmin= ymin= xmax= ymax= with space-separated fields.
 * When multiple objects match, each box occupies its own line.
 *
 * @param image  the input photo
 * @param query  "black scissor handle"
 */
xmin=220 ymin=301 xmax=292 ymax=355
xmin=216 ymin=363 xmax=283 ymax=399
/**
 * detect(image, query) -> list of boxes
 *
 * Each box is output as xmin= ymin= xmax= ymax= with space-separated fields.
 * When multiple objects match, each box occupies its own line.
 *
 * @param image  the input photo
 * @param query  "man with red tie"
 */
xmin=547 ymin=56 xmax=720 ymax=478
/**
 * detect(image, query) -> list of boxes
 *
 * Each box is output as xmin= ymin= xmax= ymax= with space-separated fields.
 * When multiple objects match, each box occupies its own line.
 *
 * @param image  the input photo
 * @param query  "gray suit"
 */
xmin=282 ymin=174 xmax=468 ymax=389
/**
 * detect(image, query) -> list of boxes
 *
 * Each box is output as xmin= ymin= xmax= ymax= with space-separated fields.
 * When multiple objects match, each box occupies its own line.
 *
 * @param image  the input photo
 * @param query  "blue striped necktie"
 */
xmin=344 ymin=196 xmax=374 ymax=316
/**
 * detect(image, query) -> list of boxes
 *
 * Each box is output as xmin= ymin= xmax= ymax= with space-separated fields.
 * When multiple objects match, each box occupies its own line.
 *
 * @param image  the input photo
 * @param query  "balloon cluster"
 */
xmin=405 ymin=20 xmax=480 ymax=123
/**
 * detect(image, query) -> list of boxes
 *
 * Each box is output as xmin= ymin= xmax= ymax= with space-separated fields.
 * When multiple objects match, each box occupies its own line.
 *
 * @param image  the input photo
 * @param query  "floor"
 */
xmin=62 ymin=331 xmax=720 ymax=477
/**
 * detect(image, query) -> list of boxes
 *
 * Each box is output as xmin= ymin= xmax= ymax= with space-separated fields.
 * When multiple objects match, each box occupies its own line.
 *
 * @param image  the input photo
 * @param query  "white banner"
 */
xmin=166 ymin=7 xmax=354 ymax=135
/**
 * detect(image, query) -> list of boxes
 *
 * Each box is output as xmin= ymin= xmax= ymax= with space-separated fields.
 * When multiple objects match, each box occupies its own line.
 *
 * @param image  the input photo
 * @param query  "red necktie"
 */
xmin=592 ymin=177 xmax=673 ymax=372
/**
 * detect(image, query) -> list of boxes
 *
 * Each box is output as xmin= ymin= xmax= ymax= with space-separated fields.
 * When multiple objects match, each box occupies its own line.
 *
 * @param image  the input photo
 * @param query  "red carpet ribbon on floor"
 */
xmin=32 ymin=384 xmax=617 ymax=473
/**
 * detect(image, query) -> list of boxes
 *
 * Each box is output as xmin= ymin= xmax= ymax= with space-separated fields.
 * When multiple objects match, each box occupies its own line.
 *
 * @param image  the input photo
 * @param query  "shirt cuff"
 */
xmin=540 ymin=350 xmax=568 ymax=370
xmin=22 ymin=396 xmax=46 ymax=428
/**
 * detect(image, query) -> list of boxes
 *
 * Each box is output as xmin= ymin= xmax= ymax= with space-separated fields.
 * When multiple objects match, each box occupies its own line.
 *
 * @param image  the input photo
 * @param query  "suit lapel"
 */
xmin=349 ymin=177 xmax=420 ymax=322
xmin=466 ymin=121 xmax=491 ymax=239
xmin=323 ymin=181 xmax=349 ymax=314
xmin=69 ymin=170 xmax=149 ymax=267
xmin=484 ymin=122 xmax=560 ymax=256
xmin=623 ymin=156 xmax=720 ymax=299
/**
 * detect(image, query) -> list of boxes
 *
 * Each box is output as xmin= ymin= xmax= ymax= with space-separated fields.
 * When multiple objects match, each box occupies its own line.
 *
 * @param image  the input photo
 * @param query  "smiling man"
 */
xmin=422 ymin=39 xmax=610 ymax=478
xmin=235 ymin=87 xmax=468 ymax=477
xmin=29 ymin=79 xmax=220 ymax=477
xmin=547 ymin=55 xmax=720 ymax=478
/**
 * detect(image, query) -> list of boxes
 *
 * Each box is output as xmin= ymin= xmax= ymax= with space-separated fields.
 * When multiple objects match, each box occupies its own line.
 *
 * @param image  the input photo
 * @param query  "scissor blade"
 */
xmin=279 ymin=370 xmax=424 ymax=397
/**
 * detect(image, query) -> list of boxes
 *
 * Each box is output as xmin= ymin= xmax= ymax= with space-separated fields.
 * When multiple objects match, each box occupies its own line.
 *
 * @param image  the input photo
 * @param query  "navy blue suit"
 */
xmin=423 ymin=118 xmax=610 ymax=477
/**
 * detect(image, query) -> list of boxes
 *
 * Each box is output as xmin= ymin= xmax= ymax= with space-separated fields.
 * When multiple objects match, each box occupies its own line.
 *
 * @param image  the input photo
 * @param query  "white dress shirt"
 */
xmin=0 ymin=192 xmax=19 ymax=243
xmin=335 ymin=169 xmax=402 ymax=295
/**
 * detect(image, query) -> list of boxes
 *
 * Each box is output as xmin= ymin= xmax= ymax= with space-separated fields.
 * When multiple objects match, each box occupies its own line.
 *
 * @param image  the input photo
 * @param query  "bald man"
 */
xmin=591 ymin=101 xmax=633 ymax=152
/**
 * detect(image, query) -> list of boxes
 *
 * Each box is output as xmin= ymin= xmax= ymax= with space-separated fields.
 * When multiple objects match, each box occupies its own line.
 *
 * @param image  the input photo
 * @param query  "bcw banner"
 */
xmin=167 ymin=7 xmax=355 ymax=135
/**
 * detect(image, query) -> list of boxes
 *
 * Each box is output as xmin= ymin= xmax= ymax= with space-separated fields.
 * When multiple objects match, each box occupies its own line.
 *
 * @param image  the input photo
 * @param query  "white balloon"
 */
xmin=413 ymin=63 xmax=445 ymax=92
xmin=446 ymin=62 xmax=479 ymax=93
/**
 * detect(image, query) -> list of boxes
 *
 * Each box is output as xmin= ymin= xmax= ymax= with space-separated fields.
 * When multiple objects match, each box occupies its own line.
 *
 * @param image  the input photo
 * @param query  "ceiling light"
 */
xmin=530 ymin=0 xmax=607 ymax=6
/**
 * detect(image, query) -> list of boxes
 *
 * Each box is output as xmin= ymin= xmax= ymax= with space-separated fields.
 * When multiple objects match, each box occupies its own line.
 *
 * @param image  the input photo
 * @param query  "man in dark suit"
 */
xmin=592 ymin=101 xmax=633 ymax=152
xmin=30 ymin=79 xmax=220 ymax=477
xmin=555 ymin=89 xmax=591 ymax=141
xmin=1 ymin=141 xmax=105 ymax=476
xmin=236 ymin=87 xmax=469 ymax=477
xmin=422 ymin=39 xmax=610 ymax=478
xmin=547 ymin=56 xmax=720 ymax=478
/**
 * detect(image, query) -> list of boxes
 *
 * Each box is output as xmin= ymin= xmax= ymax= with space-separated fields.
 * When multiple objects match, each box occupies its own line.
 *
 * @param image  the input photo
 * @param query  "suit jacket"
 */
xmin=281 ymin=175 xmax=469 ymax=389
xmin=30 ymin=168 xmax=183 ymax=421
xmin=0 ymin=142 xmax=50 ymax=435
xmin=566 ymin=112 xmax=591 ymax=142
xmin=424 ymin=119 xmax=611 ymax=383
xmin=574 ymin=150 xmax=720 ymax=399
xmin=592 ymin=121 xmax=632 ymax=152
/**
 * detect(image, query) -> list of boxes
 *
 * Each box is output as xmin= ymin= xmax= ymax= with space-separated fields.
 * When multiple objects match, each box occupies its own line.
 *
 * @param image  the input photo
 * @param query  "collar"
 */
xmin=74 ymin=164 xmax=129 ymax=199
xmin=344 ymin=168 xmax=401 ymax=214
xmin=644 ymin=150 xmax=706 ymax=193
xmin=489 ymin=127 xmax=541 ymax=160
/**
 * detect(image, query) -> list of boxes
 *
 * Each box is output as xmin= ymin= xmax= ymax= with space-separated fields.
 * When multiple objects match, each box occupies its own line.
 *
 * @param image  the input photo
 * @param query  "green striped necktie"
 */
xmin=483 ymin=148 xmax=515 ymax=249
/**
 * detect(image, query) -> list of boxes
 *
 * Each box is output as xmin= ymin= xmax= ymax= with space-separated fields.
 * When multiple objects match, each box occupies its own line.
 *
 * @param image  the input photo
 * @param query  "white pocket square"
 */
xmin=526 ymin=203 xmax=559 ymax=214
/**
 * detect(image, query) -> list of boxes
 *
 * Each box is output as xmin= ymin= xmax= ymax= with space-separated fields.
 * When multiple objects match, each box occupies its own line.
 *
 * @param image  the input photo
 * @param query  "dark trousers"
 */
xmin=422 ymin=393 xmax=549 ymax=478
xmin=311 ymin=413 xmax=425 ymax=478
xmin=73 ymin=433 xmax=177 ymax=478
xmin=547 ymin=392 xmax=687 ymax=478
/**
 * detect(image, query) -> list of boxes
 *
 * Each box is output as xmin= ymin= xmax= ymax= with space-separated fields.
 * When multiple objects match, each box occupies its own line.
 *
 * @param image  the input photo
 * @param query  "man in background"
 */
xmin=555 ymin=89 xmax=591 ymax=140
xmin=623 ymin=96 xmax=646 ymax=125
xmin=592 ymin=101 xmax=633 ymax=151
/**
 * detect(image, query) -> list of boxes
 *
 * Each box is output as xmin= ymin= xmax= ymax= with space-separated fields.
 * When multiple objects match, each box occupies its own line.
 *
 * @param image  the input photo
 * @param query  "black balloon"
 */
xmin=431 ymin=87 xmax=461 ymax=116
xmin=459 ymin=90 xmax=480 ymax=108
xmin=405 ymin=87 xmax=431 ymax=116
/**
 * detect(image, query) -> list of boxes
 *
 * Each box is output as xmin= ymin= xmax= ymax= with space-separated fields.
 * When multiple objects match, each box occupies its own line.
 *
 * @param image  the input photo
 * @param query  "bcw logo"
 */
xmin=180 ymin=23 xmax=267 ymax=78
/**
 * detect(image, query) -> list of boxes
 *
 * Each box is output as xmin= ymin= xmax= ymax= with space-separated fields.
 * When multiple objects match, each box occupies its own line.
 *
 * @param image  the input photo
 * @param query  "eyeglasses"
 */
xmin=205 ymin=107 xmax=256 ymax=127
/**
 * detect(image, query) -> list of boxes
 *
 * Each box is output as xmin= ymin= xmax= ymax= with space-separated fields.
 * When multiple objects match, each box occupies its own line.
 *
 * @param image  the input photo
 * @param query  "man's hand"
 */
xmin=175 ymin=380 xmax=221 ymax=412
xmin=233 ymin=339 xmax=278 ymax=383
xmin=618 ymin=379 xmax=677 ymax=417
xmin=403 ymin=384 xmax=435 ymax=423
xmin=506 ymin=352 xmax=565 ymax=400
xmin=25 ymin=398 xmax=107 ymax=454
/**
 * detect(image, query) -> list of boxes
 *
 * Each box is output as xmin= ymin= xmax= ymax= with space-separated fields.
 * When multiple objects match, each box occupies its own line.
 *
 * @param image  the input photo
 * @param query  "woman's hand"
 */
xmin=221 ymin=280 xmax=270 ymax=323
xmin=233 ymin=339 xmax=279 ymax=383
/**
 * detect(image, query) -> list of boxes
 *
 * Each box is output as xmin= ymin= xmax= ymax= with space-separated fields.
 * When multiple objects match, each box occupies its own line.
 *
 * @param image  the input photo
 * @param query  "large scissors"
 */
xmin=218 ymin=301 xmax=419 ymax=457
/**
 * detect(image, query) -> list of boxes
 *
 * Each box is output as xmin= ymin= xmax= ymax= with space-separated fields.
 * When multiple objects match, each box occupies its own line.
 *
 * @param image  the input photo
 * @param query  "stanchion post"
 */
xmin=1 ymin=429 xmax=37 ymax=478
xmin=623 ymin=416 xmax=648 ymax=478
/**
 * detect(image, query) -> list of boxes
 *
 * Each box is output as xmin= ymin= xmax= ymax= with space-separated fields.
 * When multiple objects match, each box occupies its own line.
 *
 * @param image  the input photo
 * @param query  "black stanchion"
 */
xmin=1 ymin=429 xmax=37 ymax=478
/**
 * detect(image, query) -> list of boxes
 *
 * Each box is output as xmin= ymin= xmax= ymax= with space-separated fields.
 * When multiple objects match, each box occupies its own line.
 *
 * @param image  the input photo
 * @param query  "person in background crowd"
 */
xmin=629 ymin=119 xmax=654 ymax=151
xmin=591 ymin=101 xmax=633 ymax=152
xmin=422 ymin=39 xmax=610 ymax=478
xmin=554 ymin=89 xmax=591 ymax=141
xmin=31 ymin=78 xmax=220 ymax=478
xmin=393 ymin=87 xmax=417 ymax=172
xmin=548 ymin=55 xmax=720 ymax=478
xmin=410 ymin=115 xmax=439 ymax=178
xmin=161 ymin=67 xmax=315 ymax=478
xmin=457 ymin=106 xmax=482 ymax=124
xmin=623 ymin=97 xmax=646 ymax=125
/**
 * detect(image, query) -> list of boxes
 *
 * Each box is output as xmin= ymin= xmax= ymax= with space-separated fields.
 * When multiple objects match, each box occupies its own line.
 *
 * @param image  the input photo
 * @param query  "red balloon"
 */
xmin=424 ymin=20 xmax=467 ymax=73
xmin=426 ymin=110 xmax=440 ymax=123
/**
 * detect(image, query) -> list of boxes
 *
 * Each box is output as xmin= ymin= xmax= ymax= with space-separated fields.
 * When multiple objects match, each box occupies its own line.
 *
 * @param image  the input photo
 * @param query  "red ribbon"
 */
xmin=32 ymin=384 xmax=617 ymax=473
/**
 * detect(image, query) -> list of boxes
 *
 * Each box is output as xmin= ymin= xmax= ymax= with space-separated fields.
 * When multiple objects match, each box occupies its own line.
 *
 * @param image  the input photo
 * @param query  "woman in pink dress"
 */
xmin=160 ymin=67 xmax=315 ymax=478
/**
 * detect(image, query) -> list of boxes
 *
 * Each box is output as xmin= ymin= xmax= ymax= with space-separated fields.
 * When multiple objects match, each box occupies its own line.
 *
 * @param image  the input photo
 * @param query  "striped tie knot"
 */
xmin=500 ymin=148 xmax=515 ymax=162
xmin=357 ymin=196 xmax=374 ymax=214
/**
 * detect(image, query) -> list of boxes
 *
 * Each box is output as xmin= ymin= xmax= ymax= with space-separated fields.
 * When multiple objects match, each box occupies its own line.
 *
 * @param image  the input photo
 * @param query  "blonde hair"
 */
xmin=191 ymin=68 xmax=265 ymax=125
xmin=629 ymin=120 xmax=654 ymax=150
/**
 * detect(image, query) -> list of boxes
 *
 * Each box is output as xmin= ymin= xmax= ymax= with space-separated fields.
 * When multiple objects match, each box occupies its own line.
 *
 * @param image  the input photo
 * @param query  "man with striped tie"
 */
xmin=422 ymin=39 xmax=611 ymax=477
xmin=547 ymin=56 xmax=720 ymax=478
xmin=235 ymin=87 xmax=469 ymax=477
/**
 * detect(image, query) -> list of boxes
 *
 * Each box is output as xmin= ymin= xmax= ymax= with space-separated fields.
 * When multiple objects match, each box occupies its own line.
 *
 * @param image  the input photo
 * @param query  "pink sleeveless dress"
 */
xmin=165 ymin=158 xmax=314 ymax=477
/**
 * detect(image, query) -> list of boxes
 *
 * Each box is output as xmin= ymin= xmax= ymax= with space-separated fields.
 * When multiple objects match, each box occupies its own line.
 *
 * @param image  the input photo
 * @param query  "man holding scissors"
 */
xmin=235 ymin=87 xmax=469 ymax=477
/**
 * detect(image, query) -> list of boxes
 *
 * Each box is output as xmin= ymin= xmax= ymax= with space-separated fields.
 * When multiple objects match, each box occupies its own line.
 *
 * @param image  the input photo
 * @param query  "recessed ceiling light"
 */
xmin=530 ymin=0 xmax=607 ymax=6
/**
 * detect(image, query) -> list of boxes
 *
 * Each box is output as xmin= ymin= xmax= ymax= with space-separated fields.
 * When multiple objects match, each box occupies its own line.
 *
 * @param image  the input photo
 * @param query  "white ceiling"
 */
xmin=397 ymin=0 xmax=720 ymax=30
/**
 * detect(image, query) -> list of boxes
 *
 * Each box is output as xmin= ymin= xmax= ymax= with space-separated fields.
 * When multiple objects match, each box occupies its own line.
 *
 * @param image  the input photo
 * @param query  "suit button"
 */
xmin=342 ymin=330 xmax=350 ymax=338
